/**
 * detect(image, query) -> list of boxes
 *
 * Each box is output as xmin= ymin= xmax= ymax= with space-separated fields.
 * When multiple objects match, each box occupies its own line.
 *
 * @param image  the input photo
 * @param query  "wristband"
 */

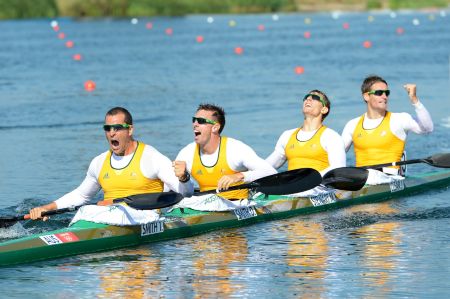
xmin=179 ymin=171 xmax=190 ymax=183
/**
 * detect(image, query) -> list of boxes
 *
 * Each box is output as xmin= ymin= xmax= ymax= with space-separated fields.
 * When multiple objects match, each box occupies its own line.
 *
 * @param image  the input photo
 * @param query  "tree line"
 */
xmin=0 ymin=0 xmax=447 ymax=19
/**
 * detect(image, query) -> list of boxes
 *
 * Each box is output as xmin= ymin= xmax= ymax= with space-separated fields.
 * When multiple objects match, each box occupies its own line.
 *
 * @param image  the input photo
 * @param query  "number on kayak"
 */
xmin=233 ymin=206 xmax=257 ymax=220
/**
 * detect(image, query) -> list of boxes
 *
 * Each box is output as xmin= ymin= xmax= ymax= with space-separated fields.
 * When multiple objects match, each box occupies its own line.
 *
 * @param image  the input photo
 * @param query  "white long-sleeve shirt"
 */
xmin=265 ymin=127 xmax=346 ymax=175
xmin=341 ymin=101 xmax=433 ymax=152
xmin=176 ymin=137 xmax=277 ymax=184
xmin=55 ymin=144 xmax=193 ymax=209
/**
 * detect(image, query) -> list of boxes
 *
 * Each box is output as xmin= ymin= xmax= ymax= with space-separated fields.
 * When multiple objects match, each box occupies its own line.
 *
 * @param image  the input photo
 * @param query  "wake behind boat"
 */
xmin=1 ymin=169 xmax=449 ymax=267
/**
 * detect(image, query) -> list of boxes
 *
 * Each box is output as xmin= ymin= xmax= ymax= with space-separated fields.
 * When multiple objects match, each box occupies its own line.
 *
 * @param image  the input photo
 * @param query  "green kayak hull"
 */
xmin=1 ymin=170 xmax=449 ymax=267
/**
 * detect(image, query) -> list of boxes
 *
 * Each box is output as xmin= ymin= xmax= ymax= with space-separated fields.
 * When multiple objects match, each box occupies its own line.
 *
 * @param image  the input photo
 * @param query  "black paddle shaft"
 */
xmin=194 ymin=168 xmax=322 ymax=196
xmin=0 ymin=192 xmax=183 ymax=228
xmin=362 ymin=153 xmax=450 ymax=169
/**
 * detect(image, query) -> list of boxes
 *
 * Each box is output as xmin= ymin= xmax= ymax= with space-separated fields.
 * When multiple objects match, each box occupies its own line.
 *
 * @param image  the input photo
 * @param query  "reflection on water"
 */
xmin=191 ymin=232 xmax=248 ymax=298
xmin=282 ymin=221 xmax=329 ymax=298
xmin=98 ymin=249 xmax=162 ymax=298
xmin=348 ymin=203 xmax=401 ymax=296
xmin=92 ymin=231 xmax=250 ymax=298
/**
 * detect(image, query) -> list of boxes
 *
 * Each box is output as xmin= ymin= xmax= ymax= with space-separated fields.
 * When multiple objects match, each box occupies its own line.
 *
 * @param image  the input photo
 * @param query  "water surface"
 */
xmin=0 ymin=11 xmax=449 ymax=298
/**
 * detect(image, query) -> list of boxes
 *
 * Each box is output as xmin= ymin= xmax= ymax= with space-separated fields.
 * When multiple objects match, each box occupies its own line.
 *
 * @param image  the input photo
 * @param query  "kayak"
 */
xmin=1 ymin=170 xmax=449 ymax=267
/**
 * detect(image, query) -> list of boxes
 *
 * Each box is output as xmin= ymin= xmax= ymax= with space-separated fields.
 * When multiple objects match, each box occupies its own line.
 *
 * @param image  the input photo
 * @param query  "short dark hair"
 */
xmin=105 ymin=107 xmax=133 ymax=125
xmin=309 ymin=89 xmax=331 ymax=120
xmin=196 ymin=103 xmax=225 ymax=133
xmin=361 ymin=75 xmax=388 ymax=94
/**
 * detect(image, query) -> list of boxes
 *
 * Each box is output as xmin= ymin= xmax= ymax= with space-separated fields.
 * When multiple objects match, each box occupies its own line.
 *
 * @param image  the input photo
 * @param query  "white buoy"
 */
xmin=331 ymin=11 xmax=340 ymax=20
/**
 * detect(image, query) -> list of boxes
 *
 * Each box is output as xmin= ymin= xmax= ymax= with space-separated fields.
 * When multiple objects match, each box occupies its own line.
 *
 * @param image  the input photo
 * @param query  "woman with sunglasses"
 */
xmin=29 ymin=107 xmax=194 ymax=224
xmin=173 ymin=103 xmax=276 ymax=205
xmin=266 ymin=90 xmax=346 ymax=176
xmin=341 ymin=75 xmax=433 ymax=175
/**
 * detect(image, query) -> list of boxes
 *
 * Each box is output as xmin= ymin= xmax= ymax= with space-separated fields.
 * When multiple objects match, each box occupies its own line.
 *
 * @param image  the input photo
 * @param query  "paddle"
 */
xmin=0 ymin=191 xmax=183 ymax=229
xmin=193 ymin=168 xmax=322 ymax=196
xmin=320 ymin=153 xmax=450 ymax=192
xmin=322 ymin=167 xmax=369 ymax=191
xmin=362 ymin=153 xmax=450 ymax=169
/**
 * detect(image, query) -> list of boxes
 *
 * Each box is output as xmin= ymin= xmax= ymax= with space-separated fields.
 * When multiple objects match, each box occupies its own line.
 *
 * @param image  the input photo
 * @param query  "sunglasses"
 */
xmin=103 ymin=123 xmax=131 ymax=132
xmin=192 ymin=117 xmax=217 ymax=125
xmin=303 ymin=93 xmax=327 ymax=107
xmin=367 ymin=89 xmax=390 ymax=96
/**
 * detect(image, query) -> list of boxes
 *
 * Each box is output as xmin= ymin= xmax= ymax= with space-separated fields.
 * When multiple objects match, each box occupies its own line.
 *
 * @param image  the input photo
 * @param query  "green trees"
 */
xmin=0 ymin=0 xmax=448 ymax=19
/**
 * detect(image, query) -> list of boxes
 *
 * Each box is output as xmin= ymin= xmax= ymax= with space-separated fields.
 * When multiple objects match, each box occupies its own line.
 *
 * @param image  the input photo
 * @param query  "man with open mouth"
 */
xmin=29 ymin=106 xmax=193 ymax=223
xmin=173 ymin=103 xmax=276 ymax=204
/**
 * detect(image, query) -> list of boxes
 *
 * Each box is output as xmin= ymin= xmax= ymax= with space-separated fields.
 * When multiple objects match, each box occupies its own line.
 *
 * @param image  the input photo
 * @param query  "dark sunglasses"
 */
xmin=103 ymin=123 xmax=131 ymax=132
xmin=303 ymin=93 xmax=327 ymax=107
xmin=368 ymin=89 xmax=390 ymax=96
xmin=192 ymin=117 xmax=217 ymax=125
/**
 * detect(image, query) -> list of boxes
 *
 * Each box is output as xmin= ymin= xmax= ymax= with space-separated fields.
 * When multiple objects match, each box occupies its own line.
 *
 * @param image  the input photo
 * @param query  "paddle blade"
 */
xmin=426 ymin=153 xmax=450 ymax=168
xmin=322 ymin=167 xmax=369 ymax=191
xmin=0 ymin=216 xmax=22 ymax=228
xmin=114 ymin=192 xmax=184 ymax=210
xmin=255 ymin=168 xmax=322 ymax=195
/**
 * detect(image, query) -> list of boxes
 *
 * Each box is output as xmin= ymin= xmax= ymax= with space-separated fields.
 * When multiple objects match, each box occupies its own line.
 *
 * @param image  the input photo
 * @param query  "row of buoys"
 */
xmin=49 ymin=10 xmax=447 ymax=91
xmin=51 ymin=20 xmax=95 ymax=92
xmin=133 ymin=12 xmax=441 ymax=56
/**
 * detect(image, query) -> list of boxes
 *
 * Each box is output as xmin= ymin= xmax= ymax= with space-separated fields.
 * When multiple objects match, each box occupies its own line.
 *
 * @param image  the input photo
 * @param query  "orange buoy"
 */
xmin=304 ymin=31 xmax=311 ymax=39
xmin=396 ymin=27 xmax=404 ymax=35
xmin=84 ymin=80 xmax=96 ymax=92
xmin=234 ymin=47 xmax=243 ymax=55
xmin=196 ymin=35 xmax=204 ymax=43
xmin=165 ymin=28 xmax=173 ymax=35
xmin=73 ymin=54 xmax=82 ymax=61
xmin=363 ymin=40 xmax=372 ymax=48
xmin=258 ymin=24 xmax=265 ymax=31
xmin=58 ymin=32 xmax=65 ymax=39
xmin=65 ymin=40 xmax=74 ymax=48
xmin=146 ymin=22 xmax=153 ymax=29
xmin=294 ymin=66 xmax=305 ymax=75
xmin=52 ymin=25 xmax=60 ymax=32
xmin=343 ymin=22 xmax=350 ymax=29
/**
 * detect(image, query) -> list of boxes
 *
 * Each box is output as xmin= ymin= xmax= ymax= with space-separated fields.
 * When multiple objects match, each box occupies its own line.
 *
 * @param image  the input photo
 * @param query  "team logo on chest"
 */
xmin=103 ymin=172 xmax=110 ymax=179
xmin=114 ymin=169 xmax=124 ymax=175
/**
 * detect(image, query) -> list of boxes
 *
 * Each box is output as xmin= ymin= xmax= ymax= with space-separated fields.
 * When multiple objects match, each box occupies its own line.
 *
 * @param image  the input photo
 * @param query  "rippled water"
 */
xmin=0 ymin=10 xmax=449 ymax=298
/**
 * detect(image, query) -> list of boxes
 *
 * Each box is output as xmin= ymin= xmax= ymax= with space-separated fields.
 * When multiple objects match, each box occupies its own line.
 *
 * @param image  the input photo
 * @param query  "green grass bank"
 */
xmin=0 ymin=0 xmax=448 ymax=19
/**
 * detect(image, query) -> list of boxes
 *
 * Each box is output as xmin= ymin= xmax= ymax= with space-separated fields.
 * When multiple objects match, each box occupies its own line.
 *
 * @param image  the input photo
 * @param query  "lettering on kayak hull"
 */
xmin=141 ymin=221 xmax=164 ymax=236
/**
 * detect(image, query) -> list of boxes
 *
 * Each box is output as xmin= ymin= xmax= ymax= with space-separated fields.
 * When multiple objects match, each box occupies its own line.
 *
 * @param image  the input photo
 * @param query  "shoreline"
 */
xmin=0 ymin=1 xmax=449 ymax=20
